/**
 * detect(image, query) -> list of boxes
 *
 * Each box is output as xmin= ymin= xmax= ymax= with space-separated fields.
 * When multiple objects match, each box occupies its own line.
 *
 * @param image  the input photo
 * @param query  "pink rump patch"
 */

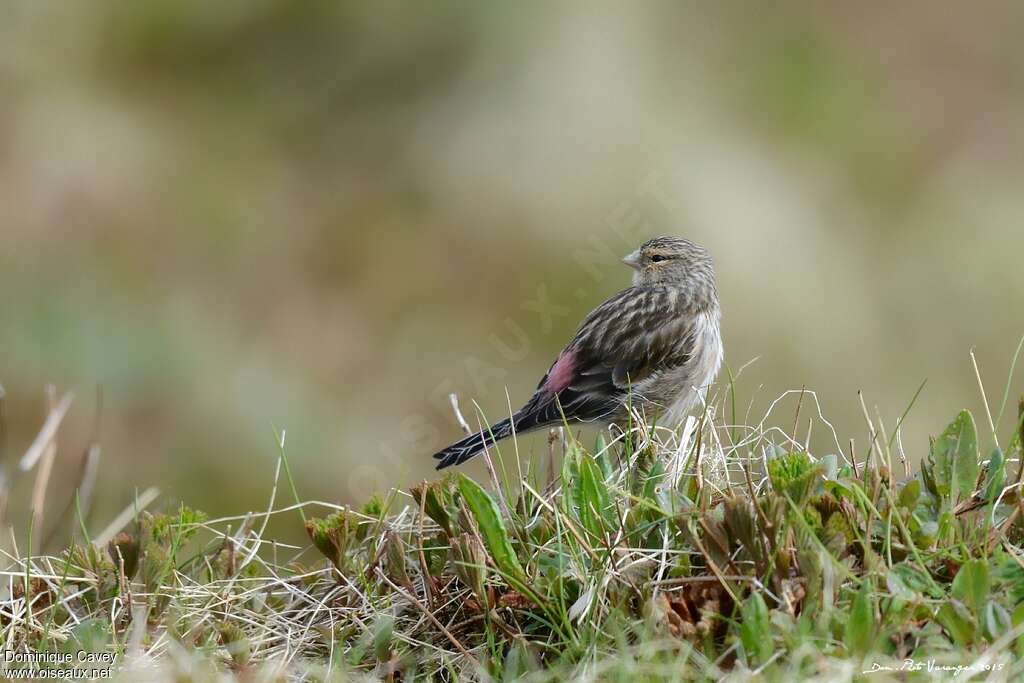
xmin=545 ymin=350 xmax=577 ymax=395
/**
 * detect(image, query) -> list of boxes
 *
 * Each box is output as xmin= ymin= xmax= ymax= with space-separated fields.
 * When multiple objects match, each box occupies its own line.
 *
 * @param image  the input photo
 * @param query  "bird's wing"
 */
xmin=522 ymin=286 xmax=698 ymax=426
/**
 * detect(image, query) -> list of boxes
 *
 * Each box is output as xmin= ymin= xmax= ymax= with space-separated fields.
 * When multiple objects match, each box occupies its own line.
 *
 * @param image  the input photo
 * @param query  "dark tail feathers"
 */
xmin=433 ymin=417 xmax=517 ymax=470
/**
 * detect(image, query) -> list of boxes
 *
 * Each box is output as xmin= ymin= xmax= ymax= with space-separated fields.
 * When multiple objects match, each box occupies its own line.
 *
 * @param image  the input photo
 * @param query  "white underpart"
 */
xmin=661 ymin=306 xmax=724 ymax=427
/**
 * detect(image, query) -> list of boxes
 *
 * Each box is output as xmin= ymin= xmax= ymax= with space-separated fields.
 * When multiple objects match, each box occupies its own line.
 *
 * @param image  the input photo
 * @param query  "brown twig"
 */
xmin=20 ymin=390 xmax=74 ymax=472
xmin=30 ymin=386 xmax=60 ymax=542
xmin=46 ymin=386 xmax=104 ymax=547
xmin=1015 ymin=398 xmax=1024 ymax=486
xmin=379 ymin=570 xmax=480 ymax=668
xmin=791 ymin=386 xmax=806 ymax=445
xmin=415 ymin=480 xmax=435 ymax=611
xmin=689 ymin=528 xmax=740 ymax=605
xmin=448 ymin=394 xmax=473 ymax=436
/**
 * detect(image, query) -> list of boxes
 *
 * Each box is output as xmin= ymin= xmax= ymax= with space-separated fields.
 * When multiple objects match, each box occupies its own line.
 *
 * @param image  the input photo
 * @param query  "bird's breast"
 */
xmin=650 ymin=306 xmax=724 ymax=427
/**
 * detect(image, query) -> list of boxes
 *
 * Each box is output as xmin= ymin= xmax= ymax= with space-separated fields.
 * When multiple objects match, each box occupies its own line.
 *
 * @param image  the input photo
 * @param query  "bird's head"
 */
xmin=622 ymin=237 xmax=715 ymax=289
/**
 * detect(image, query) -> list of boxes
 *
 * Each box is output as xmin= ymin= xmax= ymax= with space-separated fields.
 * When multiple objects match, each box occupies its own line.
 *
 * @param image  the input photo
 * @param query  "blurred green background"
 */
xmin=2 ymin=1 xmax=1023 ymax=544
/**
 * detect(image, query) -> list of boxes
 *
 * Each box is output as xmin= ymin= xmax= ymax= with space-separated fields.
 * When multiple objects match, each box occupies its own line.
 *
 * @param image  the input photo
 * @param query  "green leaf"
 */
xmin=1013 ymin=603 xmax=1024 ymax=658
xmin=767 ymin=452 xmax=822 ymax=505
xmin=997 ymin=554 xmax=1024 ymax=604
xmin=886 ymin=568 xmax=918 ymax=601
xmin=578 ymin=455 xmax=614 ymax=537
xmin=951 ymin=559 xmax=990 ymax=615
xmin=63 ymin=619 xmax=111 ymax=654
xmin=561 ymin=445 xmax=583 ymax=514
xmin=983 ymin=448 xmax=1007 ymax=504
xmin=457 ymin=475 xmax=525 ymax=582
xmin=593 ymin=433 xmax=612 ymax=478
xmin=218 ymin=621 xmax=252 ymax=668
xmin=740 ymin=592 xmax=772 ymax=665
xmin=982 ymin=601 xmax=1012 ymax=643
xmin=928 ymin=410 xmax=979 ymax=504
xmin=921 ymin=456 xmax=939 ymax=498
xmin=824 ymin=479 xmax=856 ymax=502
xmin=641 ymin=460 xmax=668 ymax=504
xmin=451 ymin=533 xmax=488 ymax=606
xmin=844 ymin=583 xmax=874 ymax=655
xmin=723 ymin=496 xmax=758 ymax=563
xmin=820 ymin=453 xmax=839 ymax=480
xmin=503 ymin=641 xmax=539 ymax=679
xmin=897 ymin=479 xmax=921 ymax=510
xmin=914 ymin=519 xmax=939 ymax=548
xmin=304 ymin=512 xmax=355 ymax=571
xmin=889 ymin=564 xmax=942 ymax=599
xmin=372 ymin=615 xmax=394 ymax=663
xmin=936 ymin=600 xmax=976 ymax=647
xmin=410 ymin=479 xmax=455 ymax=537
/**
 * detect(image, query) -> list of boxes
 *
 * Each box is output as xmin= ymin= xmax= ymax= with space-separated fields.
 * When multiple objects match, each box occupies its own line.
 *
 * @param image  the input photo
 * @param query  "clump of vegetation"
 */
xmin=2 ymin=384 xmax=1024 ymax=681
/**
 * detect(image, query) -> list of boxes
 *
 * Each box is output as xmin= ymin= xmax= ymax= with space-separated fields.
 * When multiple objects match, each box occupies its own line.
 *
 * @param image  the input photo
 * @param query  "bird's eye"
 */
xmin=650 ymin=254 xmax=668 ymax=263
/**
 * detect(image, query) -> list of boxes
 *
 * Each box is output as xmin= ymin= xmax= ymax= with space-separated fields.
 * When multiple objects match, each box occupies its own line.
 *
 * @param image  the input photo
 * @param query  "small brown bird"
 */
xmin=433 ymin=236 xmax=723 ymax=469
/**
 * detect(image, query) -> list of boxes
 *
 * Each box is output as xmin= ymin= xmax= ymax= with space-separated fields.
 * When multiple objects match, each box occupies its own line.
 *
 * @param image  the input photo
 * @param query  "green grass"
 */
xmin=3 ymin=385 xmax=1024 ymax=682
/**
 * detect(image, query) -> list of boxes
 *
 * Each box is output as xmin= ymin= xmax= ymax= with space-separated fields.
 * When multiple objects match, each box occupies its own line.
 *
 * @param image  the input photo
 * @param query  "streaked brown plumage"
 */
xmin=433 ymin=236 xmax=723 ymax=469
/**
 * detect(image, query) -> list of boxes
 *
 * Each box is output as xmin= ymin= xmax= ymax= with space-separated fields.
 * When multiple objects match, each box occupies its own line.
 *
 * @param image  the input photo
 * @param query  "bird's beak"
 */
xmin=622 ymin=250 xmax=642 ymax=270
